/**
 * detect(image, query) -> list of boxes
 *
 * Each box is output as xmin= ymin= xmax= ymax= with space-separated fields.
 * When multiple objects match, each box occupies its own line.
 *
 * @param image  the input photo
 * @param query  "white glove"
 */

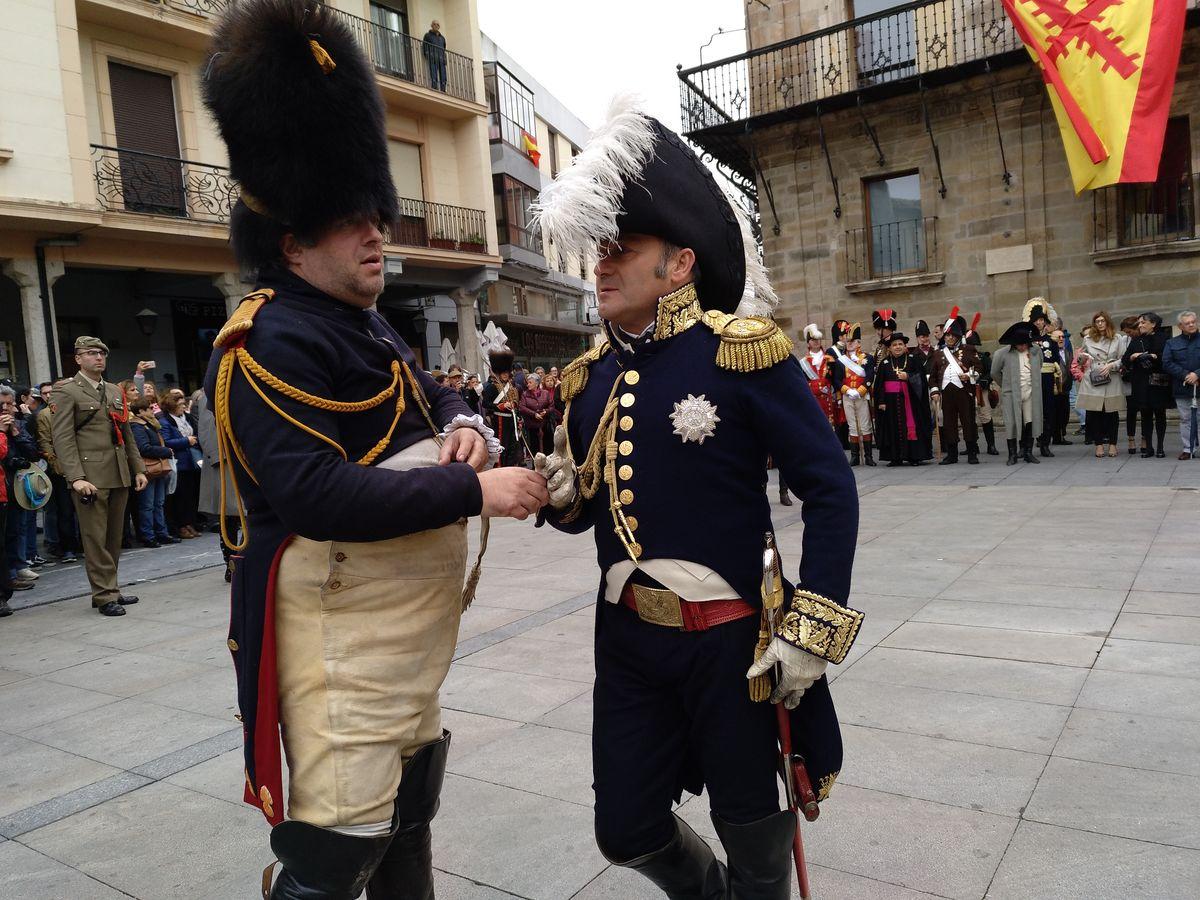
xmin=533 ymin=425 xmax=578 ymax=510
xmin=746 ymin=638 xmax=829 ymax=709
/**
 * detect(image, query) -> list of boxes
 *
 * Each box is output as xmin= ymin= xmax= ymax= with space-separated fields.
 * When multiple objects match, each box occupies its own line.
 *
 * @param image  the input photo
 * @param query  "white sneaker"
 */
xmin=16 ymin=567 xmax=39 ymax=581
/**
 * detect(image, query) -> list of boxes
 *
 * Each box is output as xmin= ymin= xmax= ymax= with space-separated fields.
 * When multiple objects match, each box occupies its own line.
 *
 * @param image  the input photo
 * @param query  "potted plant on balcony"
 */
xmin=429 ymin=228 xmax=457 ymax=251
xmin=461 ymin=232 xmax=486 ymax=253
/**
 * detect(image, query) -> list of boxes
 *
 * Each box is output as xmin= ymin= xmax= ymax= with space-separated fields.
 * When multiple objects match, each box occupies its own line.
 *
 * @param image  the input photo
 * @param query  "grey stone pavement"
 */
xmin=2 ymin=441 xmax=1199 ymax=899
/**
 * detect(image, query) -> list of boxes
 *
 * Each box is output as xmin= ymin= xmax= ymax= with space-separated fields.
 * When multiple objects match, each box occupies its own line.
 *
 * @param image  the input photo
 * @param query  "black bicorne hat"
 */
xmin=914 ymin=319 xmax=930 ymax=337
xmin=202 ymin=0 xmax=399 ymax=270
xmin=999 ymin=321 xmax=1039 ymax=346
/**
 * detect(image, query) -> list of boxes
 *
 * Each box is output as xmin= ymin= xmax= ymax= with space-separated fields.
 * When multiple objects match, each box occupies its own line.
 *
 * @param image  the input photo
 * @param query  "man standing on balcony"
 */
xmin=423 ymin=20 xmax=447 ymax=91
xmin=201 ymin=3 xmax=545 ymax=898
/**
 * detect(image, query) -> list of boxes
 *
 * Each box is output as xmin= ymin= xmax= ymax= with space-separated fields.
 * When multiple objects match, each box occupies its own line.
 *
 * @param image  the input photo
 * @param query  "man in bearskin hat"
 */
xmin=530 ymin=97 xmax=862 ymax=898
xmin=965 ymin=316 xmax=1000 ymax=455
xmin=929 ymin=309 xmax=981 ymax=465
xmin=199 ymin=3 xmax=548 ymax=897
xmin=482 ymin=345 xmax=524 ymax=467
xmin=833 ymin=324 xmax=876 ymax=466
xmin=991 ymin=321 xmax=1045 ymax=465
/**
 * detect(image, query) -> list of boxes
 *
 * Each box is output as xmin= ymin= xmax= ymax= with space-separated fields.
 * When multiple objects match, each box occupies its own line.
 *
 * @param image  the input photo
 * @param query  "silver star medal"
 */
xmin=670 ymin=394 xmax=720 ymax=445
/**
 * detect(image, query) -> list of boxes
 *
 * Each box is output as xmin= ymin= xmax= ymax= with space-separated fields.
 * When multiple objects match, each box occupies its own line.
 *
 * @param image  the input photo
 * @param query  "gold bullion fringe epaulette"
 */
xmin=702 ymin=310 xmax=795 ymax=372
xmin=775 ymin=589 xmax=864 ymax=664
xmin=559 ymin=341 xmax=612 ymax=402
xmin=214 ymin=289 xmax=274 ymax=349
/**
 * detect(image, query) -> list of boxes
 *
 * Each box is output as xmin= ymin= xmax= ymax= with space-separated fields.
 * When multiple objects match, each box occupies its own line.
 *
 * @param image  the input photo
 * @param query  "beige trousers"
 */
xmin=275 ymin=446 xmax=468 ymax=826
xmin=842 ymin=391 xmax=873 ymax=438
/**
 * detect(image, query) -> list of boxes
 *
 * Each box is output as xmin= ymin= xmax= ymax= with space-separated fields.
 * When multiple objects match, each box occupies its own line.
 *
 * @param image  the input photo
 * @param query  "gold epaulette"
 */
xmin=559 ymin=341 xmax=611 ymax=401
xmin=702 ymin=310 xmax=795 ymax=372
xmin=213 ymin=289 xmax=275 ymax=349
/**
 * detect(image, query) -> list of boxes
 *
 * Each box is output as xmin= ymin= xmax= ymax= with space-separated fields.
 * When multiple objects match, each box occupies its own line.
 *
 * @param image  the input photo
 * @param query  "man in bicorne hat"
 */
xmin=872 ymin=308 xmax=898 ymax=368
xmin=1025 ymin=297 xmax=1066 ymax=458
xmin=200 ymin=2 xmax=547 ymax=896
xmin=991 ymin=321 xmax=1045 ymax=465
xmin=531 ymin=97 xmax=862 ymax=898
xmin=928 ymin=310 xmax=981 ymax=465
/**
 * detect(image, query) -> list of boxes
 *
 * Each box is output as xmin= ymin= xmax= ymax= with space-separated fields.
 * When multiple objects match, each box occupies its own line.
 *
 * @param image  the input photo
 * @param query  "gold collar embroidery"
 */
xmin=652 ymin=283 xmax=702 ymax=341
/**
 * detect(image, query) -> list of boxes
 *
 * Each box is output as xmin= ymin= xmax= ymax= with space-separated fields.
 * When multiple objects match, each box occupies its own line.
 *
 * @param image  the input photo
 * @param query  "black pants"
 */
xmin=46 ymin=472 xmax=80 ymax=553
xmin=1140 ymin=407 xmax=1167 ymax=448
xmin=592 ymin=601 xmax=780 ymax=861
xmin=1086 ymin=410 xmax=1120 ymax=445
xmin=1040 ymin=373 xmax=1058 ymax=440
xmin=941 ymin=384 xmax=977 ymax=447
xmin=167 ymin=469 xmax=200 ymax=531
xmin=1126 ymin=397 xmax=1138 ymax=439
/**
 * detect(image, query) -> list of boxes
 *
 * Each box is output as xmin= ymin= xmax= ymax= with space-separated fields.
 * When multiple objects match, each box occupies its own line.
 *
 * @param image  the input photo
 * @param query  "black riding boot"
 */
xmin=603 ymin=814 xmax=727 ymax=899
xmin=366 ymin=731 xmax=450 ymax=900
xmin=1038 ymin=434 xmax=1055 ymax=457
xmin=1006 ymin=439 xmax=1018 ymax=466
xmin=712 ymin=811 xmax=796 ymax=900
xmin=267 ymin=820 xmax=394 ymax=900
xmin=850 ymin=443 xmax=861 ymax=467
xmin=863 ymin=439 xmax=877 ymax=466
xmin=1022 ymin=426 xmax=1040 ymax=464
xmin=983 ymin=422 xmax=999 ymax=455
xmin=966 ymin=441 xmax=980 ymax=465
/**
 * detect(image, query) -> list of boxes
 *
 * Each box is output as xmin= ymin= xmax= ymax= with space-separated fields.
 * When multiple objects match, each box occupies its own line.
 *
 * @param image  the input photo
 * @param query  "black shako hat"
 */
xmin=999 ymin=321 xmax=1039 ymax=346
xmin=202 ymin=0 xmax=399 ymax=270
xmin=872 ymin=309 xmax=898 ymax=331
xmin=531 ymin=96 xmax=775 ymax=316
xmin=914 ymin=319 xmax=930 ymax=337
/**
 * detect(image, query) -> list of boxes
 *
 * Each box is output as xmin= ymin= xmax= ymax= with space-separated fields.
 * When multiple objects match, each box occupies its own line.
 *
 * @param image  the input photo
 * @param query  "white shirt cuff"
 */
xmin=440 ymin=413 xmax=501 ymax=468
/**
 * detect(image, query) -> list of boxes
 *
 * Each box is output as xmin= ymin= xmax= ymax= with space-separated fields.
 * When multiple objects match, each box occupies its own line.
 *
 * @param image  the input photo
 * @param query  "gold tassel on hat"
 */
xmin=308 ymin=38 xmax=336 ymax=74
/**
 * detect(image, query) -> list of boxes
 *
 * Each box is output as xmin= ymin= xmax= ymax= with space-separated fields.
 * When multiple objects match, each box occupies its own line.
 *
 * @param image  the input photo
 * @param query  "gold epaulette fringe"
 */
xmin=559 ymin=341 xmax=611 ymax=401
xmin=703 ymin=310 xmax=795 ymax=372
xmin=214 ymin=289 xmax=274 ymax=349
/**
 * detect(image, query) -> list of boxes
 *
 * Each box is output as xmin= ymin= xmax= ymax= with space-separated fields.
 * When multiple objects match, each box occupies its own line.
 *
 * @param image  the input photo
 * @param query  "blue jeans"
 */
xmin=24 ymin=510 xmax=37 ymax=560
xmin=137 ymin=477 xmax=169 ymax=540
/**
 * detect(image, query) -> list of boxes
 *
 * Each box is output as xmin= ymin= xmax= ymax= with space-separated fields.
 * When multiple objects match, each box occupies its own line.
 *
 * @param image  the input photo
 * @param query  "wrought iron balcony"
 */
xmin=91 ymin=144 xmax=237 ymax=223
xmin=327 ymin=8 xmax=476 ymax=103
xmin=844 ymin=216 xmax=939 ymax=284
xmin=154 ymin=0 xmax=228 ymax=16
xmin=387 ymin=198 xmax=489 ymax=253
xmin=1093 ymin=176 xmax=1198 ymax=253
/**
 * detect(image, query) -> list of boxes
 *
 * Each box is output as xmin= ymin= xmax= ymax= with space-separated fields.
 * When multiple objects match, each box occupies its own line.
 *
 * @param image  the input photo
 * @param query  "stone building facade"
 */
xmin=682 ymin=1 xmax=1200 ymax=343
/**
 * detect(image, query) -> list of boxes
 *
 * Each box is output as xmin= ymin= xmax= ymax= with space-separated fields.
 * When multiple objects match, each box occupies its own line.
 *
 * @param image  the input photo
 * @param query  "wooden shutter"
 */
xmin=107 ymin=63 xmax=185 ymax=215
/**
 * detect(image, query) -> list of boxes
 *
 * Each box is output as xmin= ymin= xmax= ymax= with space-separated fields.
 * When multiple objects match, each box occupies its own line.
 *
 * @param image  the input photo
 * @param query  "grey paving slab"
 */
xmin=0 ymin=599 xmax=102 ymax=636
xmin=1054 ymin=707 xmax=1200 ymax=777
xmin=520 ymin=610 xmax=596 ymax=647
xmin=936 ymin=579 xmax=1129 ymax=611
xmin=801 ymin=784 xmax=1016 ymax=900
xmin=1094 ymin=637 xmax=1200 ymax=678
xmin=804 ymin=865 xmax=950 ymax=899
xmin=571 ymin=863 xmax=690 ymax=899
xmin=136 ymin=627 xmax=231 ymax=668
xmin=456 ymin=605 xmax=533 ymax=641
xmin=881 ymin=621 xmax=1103 ymax=667
xmin=535 ymin=690 xmax=593 ymax=735
xmin=137 ymin=664 xmax=239 ymax=721
xmin=0 ymin=733 xmax=119 ymax=819
xmin=0 ymin=634 xmax=118 ymax=677
xmin=1024 ymin=757 xmax=1200 ymax=849
xmin=53 ymin=616 xmax=204 ymax=652
xmin=42 ymin=649 xmax=212 ymax=698
xmin=840 ymin=725 xmax=1045 ymax=816
xmin=832 ymin=680 xmax=1071 ymax=754
xmin=0 ymin=667 xmax=27 ymax=687
xmin=986 ymin=821 xmax=1200 ymax=900
xmin=0 ymin=772 xmax=152 ymax=839
xmin=22 ymin=781 xmax=274 ymax=900
xmin=966 ymin=561 xmax=1137 ymax=592
xmin=458 ymin=634 xmax=595 ymax=684
xmin=164 ymin=746 xmax=246 ymax=807
xmin=428 ymin=870 xmax=522 ymax=900
xmin=0 ymin=840 xmax=130 ymax=900
xmin=22 ymin=697 xmax=232 ymax=769
xmin=434 ymin=774 xmax=607 ymax=900
xmin=849 ymin=558 xmax=971 ymax=598
xmin=1074 ymin=668 xmax=1200 ymax=721
xmin=913 ymin=598 xmax=1117 ymax=637
xmin=439 ymin=708 xmax=526 ymax=760
xmin=847 ymin=592 xmax=935 ymax=621
xmin=0 ymin=677 xmax=122 ymax=734
xmin=1111 ymin=611 xmax=1200 ymax=645
xmin=1123 ymin=589 xmax=1200 ymax=615
xmin=840 ymin=647 xmax=1088 ymax=706
xmin=449 ymin=723 xmax=594 ymax=807
xmin=441 ymin=663 xmax=592 ymax=722
xmin=1132 ymin=558 xmax=1200 ymax=593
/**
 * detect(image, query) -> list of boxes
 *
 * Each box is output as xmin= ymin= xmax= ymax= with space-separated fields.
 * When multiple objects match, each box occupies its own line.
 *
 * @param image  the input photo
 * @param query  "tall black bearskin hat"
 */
xmin=488 ymin=349 xmax=515 ymax=375
xmin=999 ymin=321 xmax=1039 ymax=346
xmin=872 ymin=308 xmax=898 ymax=331
xmin=530 ymin=96 xmax=775 ymax=317
xmin=202 ymin=0 xmax=399 ymax=271
xmin=914 ymin=319 xmax=930 ymax=337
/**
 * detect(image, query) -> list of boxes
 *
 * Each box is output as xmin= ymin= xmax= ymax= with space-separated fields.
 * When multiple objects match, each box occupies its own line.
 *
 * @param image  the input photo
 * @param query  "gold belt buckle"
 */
xmin=632 ymin=584 xmax=685 ymax=628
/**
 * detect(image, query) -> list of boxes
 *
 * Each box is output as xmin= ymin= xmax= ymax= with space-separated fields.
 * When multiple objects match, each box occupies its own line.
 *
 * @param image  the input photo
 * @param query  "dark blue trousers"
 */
xmin=592 ymin=600 xmax=781 ymax=861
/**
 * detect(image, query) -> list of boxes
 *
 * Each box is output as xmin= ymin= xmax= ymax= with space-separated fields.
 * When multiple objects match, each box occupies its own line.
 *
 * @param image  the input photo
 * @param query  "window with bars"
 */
xmin=864 ymin=171 xmax=924 ymax=277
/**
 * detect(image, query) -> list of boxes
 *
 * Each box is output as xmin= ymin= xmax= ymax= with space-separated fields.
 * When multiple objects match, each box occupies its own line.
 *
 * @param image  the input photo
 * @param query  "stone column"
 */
xmin=450 ymin=287 xmax=481 ymax=373
xmin=212 ymin=272 xmax=252 ymax=318
xmin=3 ymin=255 xmax=65 ymax=382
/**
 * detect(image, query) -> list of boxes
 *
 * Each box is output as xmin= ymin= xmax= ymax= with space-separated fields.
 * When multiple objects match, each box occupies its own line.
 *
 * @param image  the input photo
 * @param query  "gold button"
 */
xmin=619 ymin=440 xmax=633 ymax=456
xmin=334 ymin=552 xmax=347 ymax=563
xmin=624 ymin=370 xmax=641 ymax=385
xmin=629 ymin=542 xmax=643 ymax=559
xmin=620 ymin=393 xmax=635 ymax=408
xmin=618 ymin=464 xmax=633 ymax=480
xmin=227 ymin=639 xmax=239 ymax=652
xmin=625 ymin=516 xmax=639 ymax=531
xmin=619 ymin=489 xmax=634 ymax=505
xmin=329 ymin=580 xmax=342 ymax=590
xmin=619 ymin=416 xmax=634 ymax=431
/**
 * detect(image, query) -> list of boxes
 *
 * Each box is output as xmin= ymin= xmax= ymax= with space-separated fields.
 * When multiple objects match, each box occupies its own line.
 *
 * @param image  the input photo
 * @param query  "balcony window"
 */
xmin=864 ymin=172 xmax=925 ymax=277
xmin=370 ymin=2 xmax=413 ymax=80
xmin=485 ymin=62 xmax=537 ymax=157
xmin=1094 ymin=117 xmax=1195 ymax=252
xmin=852 ymin=0 xmax=917 ymax=86
xmin=494 ymin=174 xmax=541 ymax=254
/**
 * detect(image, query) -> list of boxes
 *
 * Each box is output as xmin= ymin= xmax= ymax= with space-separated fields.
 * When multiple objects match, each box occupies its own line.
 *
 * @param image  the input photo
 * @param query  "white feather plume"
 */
xmin=724 ymin=182 xmax=779 ymax=318
xmin=529 ymin=93 xmax=656 ymax=260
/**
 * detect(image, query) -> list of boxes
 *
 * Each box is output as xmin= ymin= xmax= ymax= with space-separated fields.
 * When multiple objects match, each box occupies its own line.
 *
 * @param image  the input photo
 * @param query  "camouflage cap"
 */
xmin=74 ymin=336 xmax=109 ymax=353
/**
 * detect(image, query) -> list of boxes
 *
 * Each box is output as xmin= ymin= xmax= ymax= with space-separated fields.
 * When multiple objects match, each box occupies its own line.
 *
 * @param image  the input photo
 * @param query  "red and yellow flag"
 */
xmin=521 ymin=130 xmax=541 ymax=167
xmin=1002 ymin=0 xmax=1188 ymax=192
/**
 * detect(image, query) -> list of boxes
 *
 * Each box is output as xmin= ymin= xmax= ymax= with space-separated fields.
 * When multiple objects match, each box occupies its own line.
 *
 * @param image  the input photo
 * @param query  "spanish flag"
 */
xmin=521 ymin=130 xmax=541 ymax=167
xmin=1002 ymin=0 xmax=1188 ymax=192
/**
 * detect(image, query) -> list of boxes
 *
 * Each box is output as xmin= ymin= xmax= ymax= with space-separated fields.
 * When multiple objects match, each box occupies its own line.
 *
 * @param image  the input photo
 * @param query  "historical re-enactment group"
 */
xmin=33 ymin=2 xmax=1192 ymax=899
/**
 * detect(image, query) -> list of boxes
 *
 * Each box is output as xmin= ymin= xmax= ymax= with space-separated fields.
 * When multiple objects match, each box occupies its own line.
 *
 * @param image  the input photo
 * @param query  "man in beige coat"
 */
xmin=50 ymin=336 xmax=147 ymax=616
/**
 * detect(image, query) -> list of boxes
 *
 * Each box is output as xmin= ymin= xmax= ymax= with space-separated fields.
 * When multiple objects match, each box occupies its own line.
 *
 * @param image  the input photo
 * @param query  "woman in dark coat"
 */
xmin=129 ymin=398 xmax=175 ymax=546
xmin=158 ymin=389 xmax=202 ymax=538
xmin=873 ymin=333 xmax=932 ymax=466
xmin=1123 ymin=312 xmax=1174 ymax=458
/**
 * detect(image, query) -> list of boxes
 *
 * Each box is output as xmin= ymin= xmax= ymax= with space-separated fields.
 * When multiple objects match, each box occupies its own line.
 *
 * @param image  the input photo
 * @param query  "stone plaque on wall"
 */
xmin=985 ymin=244 xmax=1034 ymax=276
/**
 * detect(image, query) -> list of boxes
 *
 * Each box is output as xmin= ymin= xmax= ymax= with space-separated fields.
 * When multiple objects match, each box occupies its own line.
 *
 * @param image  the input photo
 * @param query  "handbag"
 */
xmin=1150 ymin=372 xmax=1171 ymax=388
xmin=143 ymin=456 xmax=171 ymax=480
xmin=1089 ymin=367 xmax=1112 ymax=387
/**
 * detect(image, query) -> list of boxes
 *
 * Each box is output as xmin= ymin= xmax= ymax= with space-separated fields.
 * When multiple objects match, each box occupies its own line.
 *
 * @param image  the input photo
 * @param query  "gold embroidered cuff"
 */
xmin=775 ymin=590 xmax=864 ymax=664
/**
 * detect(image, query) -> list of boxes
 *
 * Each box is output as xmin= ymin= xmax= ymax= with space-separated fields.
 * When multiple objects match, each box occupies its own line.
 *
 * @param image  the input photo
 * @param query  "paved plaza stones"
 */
xmin=1 ymin=444 xmax=1198 ymax=898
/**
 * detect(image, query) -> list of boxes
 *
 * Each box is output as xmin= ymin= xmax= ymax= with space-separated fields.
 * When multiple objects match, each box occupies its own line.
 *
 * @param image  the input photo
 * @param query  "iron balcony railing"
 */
xmin=91 ymin=144 xmax=238 ymax=223
xmin=1093 ymin=176 xmax=1198 ymax=253
xmin=327 ymin=8 xmax=476 ymax=102
xmin=152 ymin=0 xmax=228 ymax=16
xmin=388 ymin=197 xmax=488 ymax=253
xmin=845 ymin=216 xmax=939 ymax=283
